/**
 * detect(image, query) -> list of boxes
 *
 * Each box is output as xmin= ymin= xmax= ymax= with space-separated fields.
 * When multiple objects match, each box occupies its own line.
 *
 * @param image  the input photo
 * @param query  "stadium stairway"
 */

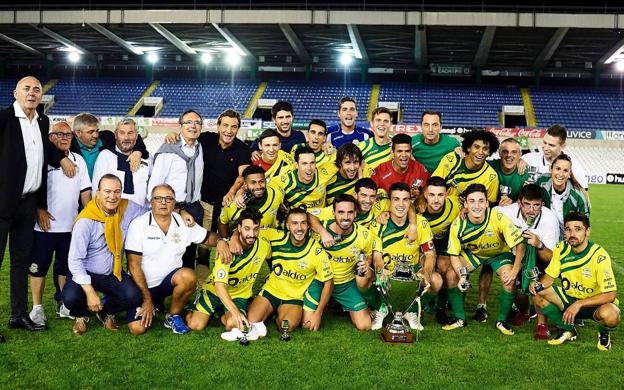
xmin=128 ymin=80 xmax=161 ymax=116
xmin=244 ymin=81 xmax=267 ymax=119
xmin=367 ymin=84 xmax=381 ymax=121
xmin=521 ymin=87 xmax=537 ymax=127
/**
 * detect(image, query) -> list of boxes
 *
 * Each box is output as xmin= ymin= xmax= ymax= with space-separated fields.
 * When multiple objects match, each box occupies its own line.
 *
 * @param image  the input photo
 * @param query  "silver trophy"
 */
xmin=459 ymin=266 xmax=471 ymax=291
xmin=355 ymin=253 xmax=367 ymax=277
xmin=526 ymin=166 xmax=539 ymax=183
xmin=525 ymin=267 xmax=544 ymax=293
xmin=500 ymin=185 xmax=511 ymax=197
xmin=279 ymin=319 xmax=290 ymax=341
xmin=239 ymin=322 xmax=250 ymax=346
xmin=376 ymin=261 xmax=425 ymax=343
xmin=412 ymin=179 xmax=423 ymax=188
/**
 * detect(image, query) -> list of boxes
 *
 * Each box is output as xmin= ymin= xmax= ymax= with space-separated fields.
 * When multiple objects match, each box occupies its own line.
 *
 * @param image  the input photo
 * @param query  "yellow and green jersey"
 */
xmin=276 ymin=167 xmax=334 ymax=210
xmin=371 ymin=214 xmax=434 ymax=269
xmin=432 ymin=151 xmax=499 ymax=203
xmin=314 ymin=218 xmax=380 ymax=285
xmin=263 ymin=150 xmax=296 ymax=183
xmin=260 ymin=228 xmax=333 ymax=301
xmin=447 ymin=208 xmax=523 ymax=259
xmin=422 ymin=195 xmax=462 ymax=241
xmin=219 ymin=181 xmax=284 ymax=229
xmin=291 ymin=143 xmax=331 ymax=166
xmin=546 ymin=241 xmax=617 ymax=301
xmin=358 ymin=137 xmax=392 ymax=170
xmin=204 ymin=235 xmax=272 ymax=300
xmin=312 ymin=199 xmax=388 ymax=229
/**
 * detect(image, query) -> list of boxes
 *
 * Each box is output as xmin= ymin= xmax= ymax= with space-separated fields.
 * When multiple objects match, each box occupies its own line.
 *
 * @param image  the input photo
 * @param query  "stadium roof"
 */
xmin=2 ymin=4 xmax=624 ymax=77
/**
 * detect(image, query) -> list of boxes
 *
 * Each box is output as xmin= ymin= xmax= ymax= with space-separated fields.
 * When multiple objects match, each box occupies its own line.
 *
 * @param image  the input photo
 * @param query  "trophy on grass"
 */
xmin=280 ymin=319 xmax=291 ymax=341
xmin=376 ymin=260 xmax=426 ymax=344
xmin=239 ymin=322 xmax=250 ymax=346
xmin=525 ymin=267 xmax=544 ymax=293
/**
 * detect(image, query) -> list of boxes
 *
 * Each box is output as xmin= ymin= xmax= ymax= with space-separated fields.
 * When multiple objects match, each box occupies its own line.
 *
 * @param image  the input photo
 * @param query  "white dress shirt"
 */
xmin=92 ymin=148 xmax=152 ymax=206
xmin=14 ymin=101 xmax=43 ymax=195
xmin=147 ymin=138 xmax=203 ymax=203
xmin=522 ymin=150 xmax=588 ymax=189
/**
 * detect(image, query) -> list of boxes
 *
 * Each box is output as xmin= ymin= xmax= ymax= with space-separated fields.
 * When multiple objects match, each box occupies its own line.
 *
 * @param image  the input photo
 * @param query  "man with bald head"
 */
xmin=29 ymin=121 xmax=91 ymax=327
xmin=0 ymin=76 xmax=51 ymax=340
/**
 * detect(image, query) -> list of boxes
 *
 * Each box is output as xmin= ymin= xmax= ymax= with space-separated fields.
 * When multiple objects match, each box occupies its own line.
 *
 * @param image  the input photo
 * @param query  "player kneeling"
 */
xmin=530 ymin=212 xmax=620 ymax=350
xmin=232 ymin=208 xmax=334 ymax=340
xmin=443 ymin=184 xmax=526 ymax=335
xmin=186 ymin=209 xmax=269 ymax=339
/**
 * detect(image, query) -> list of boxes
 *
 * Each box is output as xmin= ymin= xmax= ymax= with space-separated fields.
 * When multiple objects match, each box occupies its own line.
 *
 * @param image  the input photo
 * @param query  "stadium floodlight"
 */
xmin=616 ymin=61 xmax=624 ymax=72
xmin=226 ymin=51 xmax=241 ymax=67
xmin=146 ymin=52 xmax=159 ymax=64
xmin=340 ymin=53 xmax=353 ymax=67
xmin=200 ymin=52 xmax=212 ymax=64
xmin=68 ymin=51 xmax=80 ymax=63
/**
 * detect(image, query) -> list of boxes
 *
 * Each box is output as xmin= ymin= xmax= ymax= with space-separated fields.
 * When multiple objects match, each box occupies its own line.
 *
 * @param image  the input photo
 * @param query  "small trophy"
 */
xmin=239 ymin=323 xmax=250 ymax=346
xmin=525 ymin=267 xmax=544 ymax=293
xmin=500 ymin=185 xmax=511 ymax=197
xmin=459 ymin=266 xmax=471 ymax=291
xmin=355 ymin=253 xmax=367 ymax=277
xmin=526 ymin=166 xmax=539 ymax=183
xmin=411 ymin=179 xmax=423 ymax=188
xmin=280 ymin=319 xmax=290 ymax=341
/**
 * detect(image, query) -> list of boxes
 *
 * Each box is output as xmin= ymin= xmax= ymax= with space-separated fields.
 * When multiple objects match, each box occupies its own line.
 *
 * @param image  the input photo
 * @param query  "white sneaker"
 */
xmin=252 ymin=322 xmax=267 ymax=338
xmin=371 ymin=305 xmax=388 ymax=330
xmin=56 ymin=302 xmax=74 ymax=319
xmin=29 ymin=305 xmax=47 ymax=327
xmin=404 ymin=312 xmax=424 ymax=331
xmin=221 ymin=328 xmax=244 ymax=341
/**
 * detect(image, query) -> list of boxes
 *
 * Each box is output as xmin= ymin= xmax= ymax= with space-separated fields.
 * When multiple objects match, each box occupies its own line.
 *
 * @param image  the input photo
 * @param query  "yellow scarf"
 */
xmin=75 ymin=198 xmax=129 ymax=281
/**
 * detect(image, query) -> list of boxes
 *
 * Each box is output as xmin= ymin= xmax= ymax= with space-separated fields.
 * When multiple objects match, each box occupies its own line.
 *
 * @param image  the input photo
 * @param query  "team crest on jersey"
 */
xmin=350 ymin=247 xmax=360 ymax=256
xmin=298 ymin=259 xmax=308 ymax=270
xmin=597 ymin=255 xmax=606 ymax=263
xmin=171 ymin=232 xmax=182 ymax=244
xmin=315 ymin=247 xmax=322 ymax=255
xmin=252 ymin=256 xmax=261 ymax=265
xmin=582 ymin=267 xmax=592 ymax=279
xmin=485 ymin=229 xmax=494 ymax=237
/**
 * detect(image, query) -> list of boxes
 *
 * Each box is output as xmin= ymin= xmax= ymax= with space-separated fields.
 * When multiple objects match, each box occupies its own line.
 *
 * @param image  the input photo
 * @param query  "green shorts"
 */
xmin=433 ymin=238 xmax=450 ymax=257
xmin=195 ymin=290 xmax=249 ymax=318
xmin=552 ymin=285 xmax=603 ymax=320
xmin=260 ymin=289 xmax=303 ymax=311
xmin=462 ymin=251 xmax=513 ymax=273
xmin=303 ymin=279 xmax=367 ymax=312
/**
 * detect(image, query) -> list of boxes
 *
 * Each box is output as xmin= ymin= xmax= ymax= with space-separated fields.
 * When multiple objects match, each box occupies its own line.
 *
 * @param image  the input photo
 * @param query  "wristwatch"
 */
xmin=537 ymin=241 xmax=545 ymax=250
xmin=218 ymin=237 xmax=230 ymax=243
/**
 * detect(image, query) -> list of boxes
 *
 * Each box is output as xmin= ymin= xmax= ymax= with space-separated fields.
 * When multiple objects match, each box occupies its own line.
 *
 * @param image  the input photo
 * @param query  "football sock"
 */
xmin=541 ymin=303 xmax=574 ymax=331
xmin=447 ymin=287 xmax=465 ymax=321
xmin=497 ymin=289 xmax=516 ymax=322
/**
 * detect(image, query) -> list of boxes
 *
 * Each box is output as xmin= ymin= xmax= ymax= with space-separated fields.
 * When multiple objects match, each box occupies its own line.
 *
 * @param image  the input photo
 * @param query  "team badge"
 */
xmin=252 ymin=256 xmax=260 ymax=264
xmin=171 ymin=232 xmax=182 ymax=244
xmin=485 ymin=229 xmax=494 ymax=237
xmin=298 ymin=260 xmax=308 ymax=270
xmin=582 ymin=267 xmax=591 ymax=279
xmin=597 ymin=255 xmax=606 ymax=264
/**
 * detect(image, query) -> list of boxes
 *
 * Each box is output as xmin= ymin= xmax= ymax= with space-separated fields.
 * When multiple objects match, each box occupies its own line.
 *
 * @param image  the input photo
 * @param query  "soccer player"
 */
xmin=432 ymin=129 xmax=500 ymax=203
xmin=443 ymin=184 xmax=526 ymax=335
xmin=250 ymin=101 xmax=306 ymax=153
xmin=187 ymin=209 xmax=271 ymax=336
xmin=276 ymin=145 xmax=332 ymax=212
xmin=321 ymin=143 xmax=364 ymax=205
xmin=326 ymin=97 xmax=373 ymax=148
xmin=496 ymin=183 xmax=559 ymax=339
xmin=252 ymin=129 xmax=296 ymax=182
xmin=218 ymin=165 xmax=284 ymax=236
xmin=489 ymin=138 xmax=529 ymax=205
xmin=411 ymin=110 xmax=460 ymax=173
xmin=241 ymin=208 xmax=333 ymax=339
xmin=369 ymin=183 xmax=441 ymax=331
xmin=291 ymin=119 xmax=331 ymax=166
xmin=311 ymin=178 xmax=386 ymax=228
xmin=421 ymin=176 xmax=462 ymax=323
xmin=535 ymin=153 xmax=589 ymax=239
xmin=371 ymin=133 xmax=429 ymax=196
xmin=358 ymin=107 xmax=393 ymax=170
xmin=305 ymin=194 xmax=381 ymax=331
xmin=531 ymin=212 xmax=619 ymax=350
xmin=522 ymin=124 xmax=588 ymax=189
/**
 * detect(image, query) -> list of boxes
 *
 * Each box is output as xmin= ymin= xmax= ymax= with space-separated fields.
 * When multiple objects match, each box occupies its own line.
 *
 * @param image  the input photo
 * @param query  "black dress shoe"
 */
xmin=8 ymin=316 xmax=47 ymax=331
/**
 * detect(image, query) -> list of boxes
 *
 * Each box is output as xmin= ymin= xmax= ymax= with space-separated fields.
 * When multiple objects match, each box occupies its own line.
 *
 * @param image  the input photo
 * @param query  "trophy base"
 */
xmin=380 ymin=329 xmax=413 ymax=344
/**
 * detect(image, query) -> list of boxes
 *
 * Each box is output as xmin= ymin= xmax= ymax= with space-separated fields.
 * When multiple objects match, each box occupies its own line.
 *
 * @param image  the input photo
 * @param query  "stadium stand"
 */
xmin=531 ymin=86 xmax=624 ymax=131
xmin=260 ymin=80 xmax=372 ymax=123
xmin=564 ymin=144 xmax=624 ymax=175
xmin=378 ymin=82 xmax=524 ymax=127
xmin=152 ymin=78 xmax=258 ymax=118
xmin=46 ymin=77 xmax=150 ymax=116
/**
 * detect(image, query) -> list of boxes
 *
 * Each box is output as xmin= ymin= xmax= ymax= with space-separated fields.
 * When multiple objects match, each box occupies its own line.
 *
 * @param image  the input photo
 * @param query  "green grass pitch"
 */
xmin=0 ymin=185 xmax=623 ymax=389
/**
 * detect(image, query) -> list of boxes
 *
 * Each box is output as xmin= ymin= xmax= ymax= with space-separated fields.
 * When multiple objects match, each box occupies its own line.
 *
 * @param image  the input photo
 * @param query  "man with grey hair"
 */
xmin=30 ymin=121 xmax=91 ymax=326
xmin=92 ymin=118 xmax=151 ymax=206
xmin=0 ymin=76 xmax=50 ymax=339
xmin=47 ymin=112 xmax=149 ymax=180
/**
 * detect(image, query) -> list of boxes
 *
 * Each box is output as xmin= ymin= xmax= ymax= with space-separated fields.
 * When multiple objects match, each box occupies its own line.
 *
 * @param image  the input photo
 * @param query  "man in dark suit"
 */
xmin=0 ymin=76 xmax=50 ymax=341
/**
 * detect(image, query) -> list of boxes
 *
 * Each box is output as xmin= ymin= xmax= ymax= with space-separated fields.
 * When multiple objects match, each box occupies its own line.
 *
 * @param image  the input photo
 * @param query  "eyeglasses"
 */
xmin=152 ymin=196 xmax=175 ymax=204
xmin=50 ymin=132 xmax=73 ymax=139
xmin=181 ymin=120 xmax=202 ymax=126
